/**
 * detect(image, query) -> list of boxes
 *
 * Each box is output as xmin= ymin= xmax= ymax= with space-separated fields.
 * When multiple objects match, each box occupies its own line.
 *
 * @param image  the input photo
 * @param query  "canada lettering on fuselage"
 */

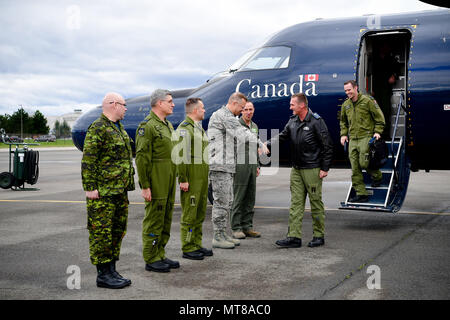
xmin=235 ymin=74 xmax=319 ymax=99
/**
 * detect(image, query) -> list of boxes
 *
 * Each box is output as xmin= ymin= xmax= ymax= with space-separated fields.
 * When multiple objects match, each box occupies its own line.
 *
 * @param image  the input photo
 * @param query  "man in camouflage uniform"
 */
xmin=208 ymin=92 xmax=268 ymax=249
xmin=174 ymin=98 xmax=212 ymax=260
xmin=135 ymin=89 xmax=179 ymax=273
xmin=231 ymin=101 xmax=261 ymax=240
xmin=82 ymin=92 xmax=135 ymax=289
xmin=340 ymin=80 xmax=386 ymax=203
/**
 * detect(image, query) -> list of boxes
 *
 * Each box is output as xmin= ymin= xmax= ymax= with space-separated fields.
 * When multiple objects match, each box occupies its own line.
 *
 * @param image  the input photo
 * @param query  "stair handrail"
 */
xmin=390 ymin=92 xmax=406 ymax=189
xmin=390 ymin=92 xmax=405 ymax=154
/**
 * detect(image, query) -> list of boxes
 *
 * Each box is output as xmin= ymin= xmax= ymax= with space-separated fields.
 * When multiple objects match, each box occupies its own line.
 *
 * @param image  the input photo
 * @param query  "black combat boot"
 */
xmin=349 ymin=194 xmax=369 ymax=203
xmin=275 ymin=237 xmax=302 ymax=248
xmin=109 ymin=260 xmax=131 ymax=286
xmin=308 ymin=237 xmax=325 ymax=248
xmin=96 ymin=262 xmax=128 ymax=289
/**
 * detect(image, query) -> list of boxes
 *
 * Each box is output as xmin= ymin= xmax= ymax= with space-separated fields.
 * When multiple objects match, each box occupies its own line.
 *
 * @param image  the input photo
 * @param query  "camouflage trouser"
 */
xmin=289 ymin=167 xmax=325 ymax=239
xmin=209 ymin=171 xmax=233 ymax=233
xmin=86 ymin=192 xmax=129 ymax=265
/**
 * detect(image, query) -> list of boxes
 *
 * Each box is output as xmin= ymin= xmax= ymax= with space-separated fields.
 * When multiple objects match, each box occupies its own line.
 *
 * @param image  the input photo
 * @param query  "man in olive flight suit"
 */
xmin=135 ymin=89 xmax=179 ymax=273
xmin=174 ymin=98 xmax=212 ymax=260
xmin=340 ymin=80 xmax=385 ymax=203
xmin=266 ymin=93 xmax=333 ymax=248
xmin=230 ymin=101 xmax=261 ymax=240
xmin=82 ymin=92 xmax=135 ymax=289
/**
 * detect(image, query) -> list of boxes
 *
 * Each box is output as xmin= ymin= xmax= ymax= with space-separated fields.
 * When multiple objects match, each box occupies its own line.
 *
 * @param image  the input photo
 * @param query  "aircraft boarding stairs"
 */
xmin=339 ymin=92 xmax=411 ymax=213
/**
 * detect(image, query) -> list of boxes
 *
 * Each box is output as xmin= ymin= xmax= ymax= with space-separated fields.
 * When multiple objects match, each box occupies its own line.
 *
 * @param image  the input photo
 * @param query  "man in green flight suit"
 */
xmin=135 ymin=89 xmax=179 ymax=273
xmin=340 ymin=80 xmax=386 ymax=203
xmin=82 ymin=92 xmax=135 ymax=289
xmin=174 ymin=98 xmax=212 ymax=260
xmin=231 ymin=101 xmax=261 ymax=240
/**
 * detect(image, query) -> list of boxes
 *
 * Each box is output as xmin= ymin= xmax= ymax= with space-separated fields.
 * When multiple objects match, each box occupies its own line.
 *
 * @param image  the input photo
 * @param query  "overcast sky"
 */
xmin=0 ymin=0 xmax=440 ymax=117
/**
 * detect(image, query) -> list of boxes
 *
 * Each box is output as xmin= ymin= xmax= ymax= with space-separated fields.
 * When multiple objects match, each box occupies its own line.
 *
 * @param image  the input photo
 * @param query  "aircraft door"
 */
xmin=357 ymin=30 xmax=411 ymax=140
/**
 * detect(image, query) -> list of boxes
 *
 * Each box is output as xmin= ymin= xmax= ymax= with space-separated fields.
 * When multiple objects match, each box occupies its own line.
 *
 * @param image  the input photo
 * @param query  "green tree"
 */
xmin=54 ymin=119 xmax=71 ymax=138
xmin=30 ymin=110 xmax=50 ymax=135
xmin=54 ymin=120 xmax=61 ymax=138
xmin=60 ymin=120 xmax=71 ymax=138
xmin=0 ymin=114 xmax=11 ymax=132
xmin=8 ymin=108 xmax=30 ymax=136
xmin=1 ymin=108 xmax=50 ymax=136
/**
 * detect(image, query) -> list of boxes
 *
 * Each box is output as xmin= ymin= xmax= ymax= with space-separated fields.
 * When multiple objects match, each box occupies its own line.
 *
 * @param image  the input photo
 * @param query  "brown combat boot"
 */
xmin=232 ymin=230 xmax=246 ymax=239
xmin=243 ymin=229 xmax=261 ymax=238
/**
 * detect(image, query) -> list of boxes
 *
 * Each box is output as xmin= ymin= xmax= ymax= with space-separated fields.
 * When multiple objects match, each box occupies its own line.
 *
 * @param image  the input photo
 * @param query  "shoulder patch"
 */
xmin=368 ymin=96 xmax=380 ymax=108
xmin=138 ymin=127 xmax=145 ymax=136
xmin=180 ymin=120 xmax=193 ymax=127
xmin=312 ymin=113 xmax=321 ymax=119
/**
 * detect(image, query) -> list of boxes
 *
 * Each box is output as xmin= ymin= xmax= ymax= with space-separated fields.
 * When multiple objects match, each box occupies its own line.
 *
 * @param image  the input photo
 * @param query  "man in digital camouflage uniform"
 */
xmin=174 ymin=98 xmax=212 ymax=260
xmin=135 ymin=89 xmax=179 ymax=273
xmin=208 ymin=92 xmax=268 ymax=249
xmin=340 ymin=80 xmax=385 ymax=203
xmin=82 ymin=92 xmax=135 ymax=289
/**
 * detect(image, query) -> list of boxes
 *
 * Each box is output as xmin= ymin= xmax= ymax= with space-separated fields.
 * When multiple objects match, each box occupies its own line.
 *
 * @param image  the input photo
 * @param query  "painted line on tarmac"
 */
xmin=257 ymin=205 xmax=450 ymax=216
xmin=1 ymin=199 xmax=449 ymax=216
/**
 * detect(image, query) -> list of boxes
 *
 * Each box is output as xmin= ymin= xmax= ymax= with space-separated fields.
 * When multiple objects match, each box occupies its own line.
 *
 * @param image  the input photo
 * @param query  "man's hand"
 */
xmin=388 ymin=75 xmax=396 ymax=84
xmin=319 ymin=170 xmax=328 ymax=179
xmin=180 ymin=182 xmax=189 ymax=192
xmin=142 ymin=188 xmax=152 ymax=202
xmin=86 ymin=190 xmax=99 ymax=200
xmin=258 ymin=142 xmax=269 ymax=155
xmin=373 ymin=133 xmax=381 ymax=140
xmin=340 ymin=136 xmax=348 ymax=146
xmin=256 ymin=167 xmax=260 ymax=177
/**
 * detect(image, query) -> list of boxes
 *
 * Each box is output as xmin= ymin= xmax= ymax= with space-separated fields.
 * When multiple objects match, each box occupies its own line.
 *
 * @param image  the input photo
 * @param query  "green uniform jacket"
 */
xmin=135 ymin=110 xmax=176 ymax=195
xmin=81 ymin=113 xmax=135 ymax=196
xmin=340 ymin=93 xmax=386 ymax=139
xmin=175 ymin=116 xmax=209 ymax=183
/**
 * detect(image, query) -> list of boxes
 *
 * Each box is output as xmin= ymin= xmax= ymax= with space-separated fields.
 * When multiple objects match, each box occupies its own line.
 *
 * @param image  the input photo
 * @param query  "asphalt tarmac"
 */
xmin=0 ymin=148 xmax=449 ymax=300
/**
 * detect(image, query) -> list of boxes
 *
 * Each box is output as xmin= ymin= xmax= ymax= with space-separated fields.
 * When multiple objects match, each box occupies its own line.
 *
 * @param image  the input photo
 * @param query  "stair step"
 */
xmin=363 ymin=172 xmax=392 ymax=188
xmin=346 ymin=187 xmax=389 ymax=206
xmin=340 ymin=137 xmax=409 ymax=213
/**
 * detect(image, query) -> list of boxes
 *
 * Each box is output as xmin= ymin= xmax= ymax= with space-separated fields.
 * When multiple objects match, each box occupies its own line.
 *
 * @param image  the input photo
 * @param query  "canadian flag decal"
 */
xmin=306 ymin=74 xmax=319 ymax=81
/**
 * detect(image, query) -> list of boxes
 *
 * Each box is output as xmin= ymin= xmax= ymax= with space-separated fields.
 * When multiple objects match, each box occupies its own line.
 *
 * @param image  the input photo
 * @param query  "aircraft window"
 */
xmin=229 ymin=49 xmax=257 ymax=72
xmin=239 ymin=46 xmax=291 ymax=71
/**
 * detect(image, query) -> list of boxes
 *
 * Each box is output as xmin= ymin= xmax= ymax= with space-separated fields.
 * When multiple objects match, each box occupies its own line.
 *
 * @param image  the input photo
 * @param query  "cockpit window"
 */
xmin=229 ymin=49 xmax=257 ymax=72
xmin=232 ymin=46 xmax=291 ymax=72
